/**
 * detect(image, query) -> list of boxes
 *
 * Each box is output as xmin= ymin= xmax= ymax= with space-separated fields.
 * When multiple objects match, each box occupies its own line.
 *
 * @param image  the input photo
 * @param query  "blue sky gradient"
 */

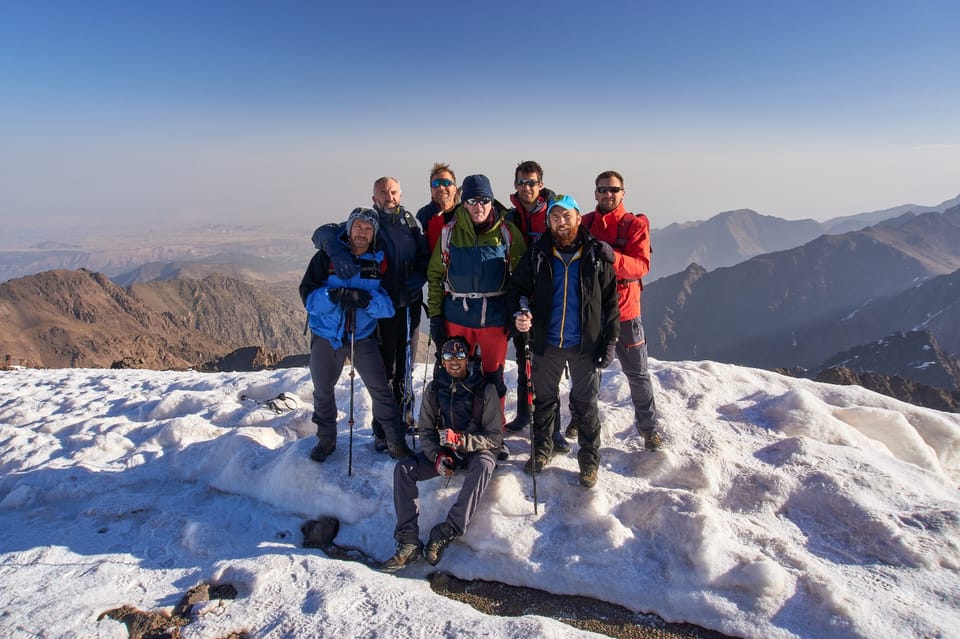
xmin=1 ymin=0 xmax=958 ymax=238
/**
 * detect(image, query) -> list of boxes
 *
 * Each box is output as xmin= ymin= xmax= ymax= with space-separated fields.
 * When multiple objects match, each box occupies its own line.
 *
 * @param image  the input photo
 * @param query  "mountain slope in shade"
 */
xmin=643 ymin=208 xmax=960 ymax=371
xmin=816 ymin=329 xmax=960 ymax=392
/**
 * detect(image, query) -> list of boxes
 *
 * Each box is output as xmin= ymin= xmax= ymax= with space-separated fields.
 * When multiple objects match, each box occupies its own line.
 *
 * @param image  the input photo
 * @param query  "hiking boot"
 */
xmin=374 ymin=437 xmax=389 ymax=453
xmin=578 ymin=466 xmax=598 ymax=488
xmin=642 ymin=429 xmax=663 ymax=451
xmin=497 ymin=442 xmax=510 ymax=461
xmin=523 ymin=452 xmax=551 ymax=475
xmin=505 ymin=410 xmax=530 ymax=433
xmin=381 ymin=540 xmax=423 ymax=572
xmin=309 ymin=441 xmax=336 ymax=462
xmin=564 ymin=418 xmax=579 ymax=439
xmin=552 ymin=429 xmax=570 ymax=454
xmin=424 ymin=522 xmax=457 ymax=566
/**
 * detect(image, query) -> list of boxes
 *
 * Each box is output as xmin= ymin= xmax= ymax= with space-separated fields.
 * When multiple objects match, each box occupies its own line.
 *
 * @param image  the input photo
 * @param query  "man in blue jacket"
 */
xmin=299 ymin=207 xmax=413 ymax=463
xmin=312 ymin=177 xmax=430 ymax=450
xmin=506 ymin=195 xmax=620 ymax=488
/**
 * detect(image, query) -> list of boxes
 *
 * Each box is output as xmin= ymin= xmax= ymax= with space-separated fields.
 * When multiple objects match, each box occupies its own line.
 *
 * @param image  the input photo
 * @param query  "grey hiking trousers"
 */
xmin=308 ymin=333 xmax=400 ymax=444
xmin=393 ymin=449 xmax=497 ymax=544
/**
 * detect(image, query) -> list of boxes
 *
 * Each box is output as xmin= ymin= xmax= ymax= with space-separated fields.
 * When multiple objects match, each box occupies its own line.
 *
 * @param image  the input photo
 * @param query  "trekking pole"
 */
xmin=420 ymin=302 xmax=432 ymax=395
xmin=347 ymin=306 xmax=357 ymax=477
xmin=403 ymin=305 xmax=417 ymax=450
xmin=520 ymin=329 xmax=538 ymax=515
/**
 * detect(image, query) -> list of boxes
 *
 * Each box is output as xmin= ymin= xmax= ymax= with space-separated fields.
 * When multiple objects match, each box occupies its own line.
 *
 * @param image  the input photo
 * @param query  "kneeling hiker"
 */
xmin=383 ymin=336 xmax=503 ymax=570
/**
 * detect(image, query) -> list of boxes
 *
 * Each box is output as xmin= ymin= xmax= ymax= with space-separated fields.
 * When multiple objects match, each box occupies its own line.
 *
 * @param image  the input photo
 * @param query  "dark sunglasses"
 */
xmin=465 ymin=197 xmax=492 ymax=206
xmin=431 ymin=178 xmax=455 ymax=188
xmin=596 ymin=186 xmax=623 ymax=194
xmin=515 ymin=178 xmax=540 ymax=188
xmin=442 ymin=351 xmax=468 ymax=361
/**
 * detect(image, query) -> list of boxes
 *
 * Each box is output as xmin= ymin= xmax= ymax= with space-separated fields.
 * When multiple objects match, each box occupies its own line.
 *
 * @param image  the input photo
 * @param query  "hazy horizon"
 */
xmin=2 ymin=1 xmax=959 ymax=238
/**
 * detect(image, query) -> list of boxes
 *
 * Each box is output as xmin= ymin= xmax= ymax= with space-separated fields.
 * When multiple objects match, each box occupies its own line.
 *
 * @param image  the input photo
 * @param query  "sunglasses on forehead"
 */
xmin=465 ymin=197 xmax=492 ymax=206
xmin=431 ymin=178 xmax=456 ymax=188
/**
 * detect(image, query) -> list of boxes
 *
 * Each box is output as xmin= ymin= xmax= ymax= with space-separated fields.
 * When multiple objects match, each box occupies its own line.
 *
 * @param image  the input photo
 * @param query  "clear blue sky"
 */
xmin=1 ymin=0 xmax=958 ymax=238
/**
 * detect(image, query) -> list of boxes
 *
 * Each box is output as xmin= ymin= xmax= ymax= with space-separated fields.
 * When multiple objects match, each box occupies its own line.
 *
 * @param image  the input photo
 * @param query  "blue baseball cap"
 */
xmin=548 ymin=194 xmax=580 ymax=214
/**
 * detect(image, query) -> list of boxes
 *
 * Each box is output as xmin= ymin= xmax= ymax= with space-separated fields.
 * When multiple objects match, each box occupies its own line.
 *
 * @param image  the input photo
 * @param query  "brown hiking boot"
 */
xmin=523 ymin=452 xmax=551 ymax=475
xmin=642 ymin=429 xmax=663 ymax=451
xmin=381 ymin=540 xmax=423 ymax=572
xmin=578 ymin=466 xmax=598 ymax=488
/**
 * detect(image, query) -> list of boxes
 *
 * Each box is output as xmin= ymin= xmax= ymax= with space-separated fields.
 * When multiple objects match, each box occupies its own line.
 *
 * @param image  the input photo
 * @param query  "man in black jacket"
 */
xmin=506 ymin=195 xmax=620 ymax=488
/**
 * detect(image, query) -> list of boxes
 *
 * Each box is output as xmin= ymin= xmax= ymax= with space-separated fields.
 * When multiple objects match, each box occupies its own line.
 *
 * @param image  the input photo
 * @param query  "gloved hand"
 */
xmin=596 ymin=342 xmax=617 ymax=369
xmin=429 ymin=316 xmax=446 ymax=347
xmin=338 ymin=288 xmax=372 ymax=310
xmin=388 ymin=440 xmax=415 ymax=460
xmin=439 ymin=429 xmax=464 ymax=449
xmin=328 ymin=288 xmax=344 ymax=305
xmin=597 ymin=240 xmax=615 ymax=263
xmin=435 ymin=451 xmax=455 ymax=477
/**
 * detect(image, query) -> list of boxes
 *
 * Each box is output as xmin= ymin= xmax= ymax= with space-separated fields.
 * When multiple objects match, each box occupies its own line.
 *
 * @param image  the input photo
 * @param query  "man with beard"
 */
xmin=506 ymin=194 xmax=620 ymax=487
xmin=313 ymin=177 xmax=430 ymax=452
xmin=579 ymin=170 xmax=662 ymax=450
xmin=299 ymin=207 xmax=412 ymax=463
xmin=382 ymin=336 xmax=502 ymax=570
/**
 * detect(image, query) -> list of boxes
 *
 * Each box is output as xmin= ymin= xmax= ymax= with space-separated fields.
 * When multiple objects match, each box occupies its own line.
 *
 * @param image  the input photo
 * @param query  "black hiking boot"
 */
xmin=381 ymin=540 xmax=423 ymax=572
xmin=564 ymin=418 xmax=579 ymax=439
xmin=373 ymin=437 xmax=389 ymax=453
xmin=387 ymin=440 xmax=415 ymax=460
xmin=552 ymin=429 xmax=570 ymax=454
xmin=505 ymin=410 xmax=530 ymax=433
xmin=424 ymin=522 xmax=457 ymax=566
xmin=309 ymin=441 xmax=336 ymax=463
xmin=497 ymin=442 xmax=510 ymax=461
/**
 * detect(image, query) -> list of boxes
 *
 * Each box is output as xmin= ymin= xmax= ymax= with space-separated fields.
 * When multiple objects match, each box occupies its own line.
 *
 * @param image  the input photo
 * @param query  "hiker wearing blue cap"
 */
xmin=506 ymin=194 xmax=620 ymax=488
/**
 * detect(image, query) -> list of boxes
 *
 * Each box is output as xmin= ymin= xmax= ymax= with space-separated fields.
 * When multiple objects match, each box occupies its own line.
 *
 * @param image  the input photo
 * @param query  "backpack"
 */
xmin=428 ymin=376 xmax=487 ymax=430
xmin=438 ymin=216 xmax=514 ymax=325
xmin=582 ymin=211 xmax=650 ymax=285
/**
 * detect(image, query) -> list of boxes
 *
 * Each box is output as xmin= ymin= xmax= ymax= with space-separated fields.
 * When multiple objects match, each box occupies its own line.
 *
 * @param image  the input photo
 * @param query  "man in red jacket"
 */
xmin=579 ymin=170 xmax=662 ymax=450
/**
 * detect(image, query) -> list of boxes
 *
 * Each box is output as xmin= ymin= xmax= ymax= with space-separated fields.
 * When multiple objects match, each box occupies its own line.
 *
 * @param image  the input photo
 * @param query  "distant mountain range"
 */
xmin=643 ymin=206 xmax=960 ymax=389
xmin=648 ymin=193 xmax=960 ymax=281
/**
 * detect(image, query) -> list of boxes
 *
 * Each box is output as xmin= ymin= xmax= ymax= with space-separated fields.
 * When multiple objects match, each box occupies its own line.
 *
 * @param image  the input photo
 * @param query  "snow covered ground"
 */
xmin=1 ymin=358 xmax=958 ymax=638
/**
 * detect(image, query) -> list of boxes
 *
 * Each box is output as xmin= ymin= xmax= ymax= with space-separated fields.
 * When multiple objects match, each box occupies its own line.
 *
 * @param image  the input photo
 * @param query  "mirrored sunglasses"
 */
xmin=441 ymin=351 xmax=468 ymax=361
xmin=465 ymin=197 xmax=492 ymax=206
xmin=431 ymin=178 xmax=456 ymax=188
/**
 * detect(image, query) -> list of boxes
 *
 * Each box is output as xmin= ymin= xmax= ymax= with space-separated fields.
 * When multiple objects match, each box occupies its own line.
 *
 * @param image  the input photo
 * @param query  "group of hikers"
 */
xmin=298 ymin=161 xmax=661 ymax=571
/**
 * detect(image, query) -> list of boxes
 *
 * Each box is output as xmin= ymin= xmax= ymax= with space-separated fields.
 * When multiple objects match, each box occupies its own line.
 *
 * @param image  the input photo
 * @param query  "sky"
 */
xmin=1 ymin=0 xmax=959 ymax=239
xmin=1 ymin=358 xmax=959 ymax=638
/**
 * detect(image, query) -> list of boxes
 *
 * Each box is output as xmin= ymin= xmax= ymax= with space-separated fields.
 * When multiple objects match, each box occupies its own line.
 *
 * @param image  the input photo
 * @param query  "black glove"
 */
xmin=337 ymin=288 xmax=372 ymax=310
xmin=388 ymin=440 xmax=415 ymax=460
xmin=429 ymin=316 xmax=446 ymax=346
xmin=597 ymin=240 xmax=615 ymax=263
xmin=596 ymin=342 xmax=617 ymax=369
xmin=328 ymin=288 xmax=344 ymax=305
xmin=352 ymin=289 xmax=372 ymax=309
